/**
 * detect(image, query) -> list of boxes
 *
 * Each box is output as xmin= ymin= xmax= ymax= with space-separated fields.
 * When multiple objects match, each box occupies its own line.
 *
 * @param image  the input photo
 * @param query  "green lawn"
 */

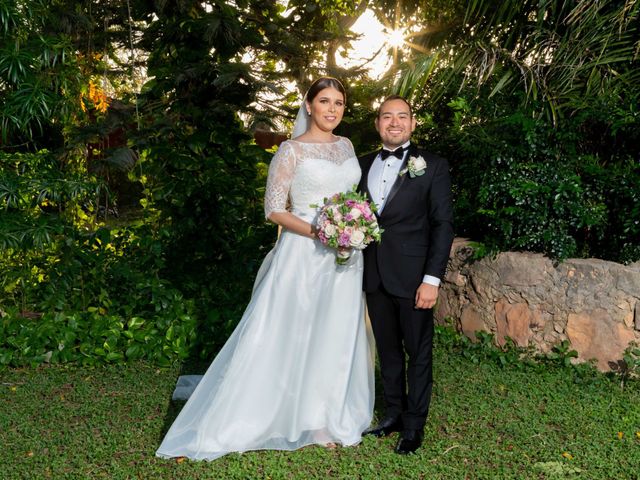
xmin=1 ymin=349 xmax=639 ymax=479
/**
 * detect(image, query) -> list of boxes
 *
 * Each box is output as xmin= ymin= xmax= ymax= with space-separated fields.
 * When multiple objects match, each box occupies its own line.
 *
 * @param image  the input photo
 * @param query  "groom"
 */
xmin=358 ymin=95 xmax=454 ymax=454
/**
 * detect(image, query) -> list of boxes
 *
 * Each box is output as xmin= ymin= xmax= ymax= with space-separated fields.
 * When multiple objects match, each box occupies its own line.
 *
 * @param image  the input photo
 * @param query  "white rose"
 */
xmin=411 ymin=156 xmax=427 ymax=171
xmin=349 ymin=229 xmax=366 ymax=248
xmin=330 ymin=206 xmax=343 ymax=222
xmin=349 ymin=207 xmax=362 ymax=219
xmin=324 ymin=224 xmax=338 ymax=237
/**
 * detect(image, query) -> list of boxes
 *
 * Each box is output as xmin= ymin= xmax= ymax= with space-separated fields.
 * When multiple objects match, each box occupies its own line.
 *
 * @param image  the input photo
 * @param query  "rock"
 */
xmin=495 ymin=299 xmax=532 ymax=347
xmin=624 ymin=310 xmax=634 ymax=329
xmin=616 ymin=267 xmax=640 ymax=296
xmin=493 ymin=252 xmax=552 ymax=287
xmin=469 ymin=268 xmax=495 ymax=302
xmin=544 ymin=331 xmax=559 ymax=343
xmin=530 ymin=309 xmax=545 ymax=332
xmin=451 ymin=272 xmax=467 ymax=287
xmin=460 ymin=305 xmax=486 ymax=341
xmin=435 ymin=292 xmax=453 ymax=324
xmin=566 ymin=309 xmax=636 ymax=371
xmin=438 ymin=238 xmax=640 ymax=371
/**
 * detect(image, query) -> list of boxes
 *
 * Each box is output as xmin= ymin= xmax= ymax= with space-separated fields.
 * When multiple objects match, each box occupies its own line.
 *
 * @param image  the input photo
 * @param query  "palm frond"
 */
xmin=396 ymin=0 xmax=640 ymax=122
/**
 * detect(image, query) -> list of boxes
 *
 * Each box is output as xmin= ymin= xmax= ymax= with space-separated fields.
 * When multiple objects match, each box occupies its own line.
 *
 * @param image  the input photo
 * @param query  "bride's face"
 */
xmin=306 ymin=87 xmax=345 ymax=133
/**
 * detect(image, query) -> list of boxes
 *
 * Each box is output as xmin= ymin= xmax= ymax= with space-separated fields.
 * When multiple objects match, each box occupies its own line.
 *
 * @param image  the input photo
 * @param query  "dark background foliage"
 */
xmin=415 ymin=85 xmax=640 ymax=262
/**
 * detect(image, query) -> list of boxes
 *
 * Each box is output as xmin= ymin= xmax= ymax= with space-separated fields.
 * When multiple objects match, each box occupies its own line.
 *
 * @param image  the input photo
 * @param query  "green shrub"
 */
xmin=0 ymin=301 xmax=196 ymax=367
xmin=0 ymin=225 xmax=198 ymax=367
xmin=417 ymin=88 xmax=640 ymax=262
xmin=476 ymin=153 xmax=608 ymax=259
xmin=0 ymin=150 xmax=199 ymax=367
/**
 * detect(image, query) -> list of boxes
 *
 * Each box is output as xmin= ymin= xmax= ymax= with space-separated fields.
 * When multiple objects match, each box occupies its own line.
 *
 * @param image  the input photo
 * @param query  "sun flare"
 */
xmin=335 ymin=9 xmax=429 ymax=78
xmin=385 ymin=28 xmax=406 ymax=49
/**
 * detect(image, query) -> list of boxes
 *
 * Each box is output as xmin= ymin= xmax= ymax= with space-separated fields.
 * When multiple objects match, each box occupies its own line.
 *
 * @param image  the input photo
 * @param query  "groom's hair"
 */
xmin=307 ymin=77 xmax=346 ymax=103
xmin=378 ymin=95 xmax=413 ymax=117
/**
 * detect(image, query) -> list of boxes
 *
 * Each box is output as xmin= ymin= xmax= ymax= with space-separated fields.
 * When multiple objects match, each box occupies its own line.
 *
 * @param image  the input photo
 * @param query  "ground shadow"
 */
xmin=156 ymin=354 xmax=214 ymax=444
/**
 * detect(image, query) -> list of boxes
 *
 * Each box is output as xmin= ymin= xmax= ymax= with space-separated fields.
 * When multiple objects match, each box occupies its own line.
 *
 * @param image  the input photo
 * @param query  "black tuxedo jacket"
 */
xmin=358 ymin=143 xmax=454 ymax=299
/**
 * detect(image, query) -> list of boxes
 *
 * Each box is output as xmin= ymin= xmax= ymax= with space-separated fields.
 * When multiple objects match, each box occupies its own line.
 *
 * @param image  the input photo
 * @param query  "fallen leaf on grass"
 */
xmin=562 ymin=452 xmax=573 ymax=460
xmin=442 ymin=444 xmax=460 ymax=455
xmin=617 ymin=431 xmax=624 ymax=439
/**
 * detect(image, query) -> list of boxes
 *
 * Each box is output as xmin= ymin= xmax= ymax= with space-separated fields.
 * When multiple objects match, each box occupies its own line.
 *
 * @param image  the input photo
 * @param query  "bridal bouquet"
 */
xmin=314 ymin=188 xmax=383 ymax=265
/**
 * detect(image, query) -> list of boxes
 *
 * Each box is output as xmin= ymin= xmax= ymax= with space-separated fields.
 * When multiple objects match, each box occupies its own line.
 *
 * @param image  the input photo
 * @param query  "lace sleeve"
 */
xmin=342 ymin=137 xmax=357 ymax=159
xmin=264 ymin=141 xmax=297 ymax=219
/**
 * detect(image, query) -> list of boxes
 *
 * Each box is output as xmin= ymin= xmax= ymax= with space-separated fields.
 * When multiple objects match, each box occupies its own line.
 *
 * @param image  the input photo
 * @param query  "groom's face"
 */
xmin=375 ymin=99 xmax=416 ymax=149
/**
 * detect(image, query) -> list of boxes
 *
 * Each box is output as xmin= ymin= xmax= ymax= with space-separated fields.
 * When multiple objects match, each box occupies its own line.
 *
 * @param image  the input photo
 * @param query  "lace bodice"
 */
xmin=264 ymin=137 xmax=361 ymax=219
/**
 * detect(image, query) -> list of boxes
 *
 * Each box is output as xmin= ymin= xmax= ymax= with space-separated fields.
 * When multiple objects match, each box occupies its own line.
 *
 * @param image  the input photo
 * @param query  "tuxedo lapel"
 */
xmin=380 ymin=143 xmax=416 ymax=215
xmin=359 ymin=152 xmax=376 ymax=204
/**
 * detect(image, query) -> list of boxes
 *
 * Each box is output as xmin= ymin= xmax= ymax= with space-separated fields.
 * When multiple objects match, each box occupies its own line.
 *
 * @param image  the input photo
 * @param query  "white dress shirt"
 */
xmin=367 ymin=141 xmax=440 ymax=287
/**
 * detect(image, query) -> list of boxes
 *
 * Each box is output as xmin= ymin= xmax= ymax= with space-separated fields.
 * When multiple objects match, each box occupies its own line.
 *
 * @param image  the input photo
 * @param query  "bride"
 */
xmin=156 ymin=77 xmax=375 ymax=461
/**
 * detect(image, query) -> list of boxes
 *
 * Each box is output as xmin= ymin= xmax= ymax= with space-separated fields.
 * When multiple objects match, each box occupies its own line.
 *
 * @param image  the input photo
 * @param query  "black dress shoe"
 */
xmin=363 ymin=417 xmax=403 ymax=437
xmin=394 ymin=429 xmax=423 ymax=455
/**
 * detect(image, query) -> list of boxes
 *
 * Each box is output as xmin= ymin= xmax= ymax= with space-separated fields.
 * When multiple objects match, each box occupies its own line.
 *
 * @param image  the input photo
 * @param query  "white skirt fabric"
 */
xmin=156 ymin=229 xmax=375 ymax=461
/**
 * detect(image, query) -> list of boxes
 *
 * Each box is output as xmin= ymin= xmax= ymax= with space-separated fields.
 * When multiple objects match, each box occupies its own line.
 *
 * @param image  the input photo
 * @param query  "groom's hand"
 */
xmin=415 ymin=283 xmax=438 ymax=309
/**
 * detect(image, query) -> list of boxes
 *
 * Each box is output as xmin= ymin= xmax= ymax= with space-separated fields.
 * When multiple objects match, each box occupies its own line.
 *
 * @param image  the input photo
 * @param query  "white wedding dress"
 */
xmin=156 ymin=137 xmax=375 ymax=461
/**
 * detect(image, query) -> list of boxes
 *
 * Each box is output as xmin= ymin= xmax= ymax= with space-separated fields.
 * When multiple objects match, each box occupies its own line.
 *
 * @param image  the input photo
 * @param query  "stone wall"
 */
xmin=436 ymin=239 xmax=640 ymax=371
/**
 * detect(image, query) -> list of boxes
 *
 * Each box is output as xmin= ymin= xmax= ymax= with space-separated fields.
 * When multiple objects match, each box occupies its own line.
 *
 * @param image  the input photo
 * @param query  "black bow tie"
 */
xmin=380 ymin=147 xmax=406 ymax=160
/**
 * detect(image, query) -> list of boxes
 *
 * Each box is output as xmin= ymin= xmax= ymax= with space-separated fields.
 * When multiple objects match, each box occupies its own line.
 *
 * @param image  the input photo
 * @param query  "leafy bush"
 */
xmin=476 ymin=153 xmax=608 ymax=260
xmin=0 ymin=223 xmax=198 ymax=367
xmin=0 ymin=150 xmax=199 ymax=367
xmin=128 ymin=3 xmax=280 ymax=358
xmin=417 ymin=87 xmax=640 ymax=262
xmin=1 ymin=2 xmax=282 ymax=366
xmin=0 ymin=301 xmax=196 ymax=367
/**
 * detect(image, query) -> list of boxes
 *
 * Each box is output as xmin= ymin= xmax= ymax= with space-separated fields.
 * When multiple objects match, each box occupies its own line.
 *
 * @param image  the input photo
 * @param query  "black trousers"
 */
xmin=366 ymin=285 xmax=434 ymax=431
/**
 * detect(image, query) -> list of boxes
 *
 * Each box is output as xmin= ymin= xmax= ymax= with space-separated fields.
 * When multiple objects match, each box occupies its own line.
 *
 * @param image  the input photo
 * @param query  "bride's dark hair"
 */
xmin=306 ymin=77 xmax=346 ymax=103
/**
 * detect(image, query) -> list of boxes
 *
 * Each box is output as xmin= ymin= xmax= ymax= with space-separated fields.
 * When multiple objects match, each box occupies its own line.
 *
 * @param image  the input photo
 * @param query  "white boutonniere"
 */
xmin=398 ymin=155 xmax=427 ymax=178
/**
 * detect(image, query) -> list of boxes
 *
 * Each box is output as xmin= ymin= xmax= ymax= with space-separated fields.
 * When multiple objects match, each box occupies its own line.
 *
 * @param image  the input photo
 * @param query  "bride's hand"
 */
xmin=268 ymin=211 xmax=318 ymax=240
